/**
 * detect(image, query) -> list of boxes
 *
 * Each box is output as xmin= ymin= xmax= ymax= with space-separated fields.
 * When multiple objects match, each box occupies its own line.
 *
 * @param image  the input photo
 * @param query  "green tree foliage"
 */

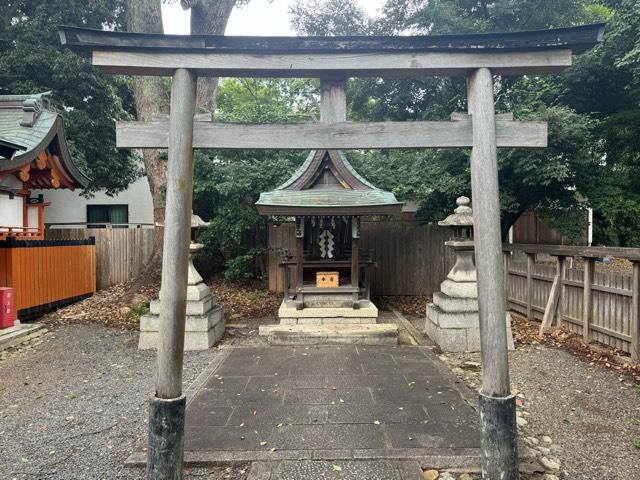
xmin=193 ymin=79 xmax=316 ymax=279
xmin=558 ymin=0 xmax=640 ymax=245
xmin=290 ymin=0 xmax=639 ymax=246
xmin=0 ymin=0 xmax=139 ymax=194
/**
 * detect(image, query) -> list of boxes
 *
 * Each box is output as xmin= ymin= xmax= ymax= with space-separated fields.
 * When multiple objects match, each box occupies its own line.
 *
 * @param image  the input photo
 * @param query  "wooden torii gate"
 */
xmin=60 ymin=24 xmax=604 ymax=480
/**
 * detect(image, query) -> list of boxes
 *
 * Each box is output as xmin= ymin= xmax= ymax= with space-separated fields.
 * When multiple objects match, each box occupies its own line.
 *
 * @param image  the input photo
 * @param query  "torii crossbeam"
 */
xmin=60 ymin=23 xmax=604 ymax=480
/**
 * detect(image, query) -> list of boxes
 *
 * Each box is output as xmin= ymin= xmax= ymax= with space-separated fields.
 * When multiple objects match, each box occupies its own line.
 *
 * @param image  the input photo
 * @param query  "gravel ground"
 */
xmin=407 ymin=312 xmax=640 ymax=479
xmin=3 ymin=316 xmax=639 ymax=479
xmin=0 ymin=325 xmax=247 ymax=480
xmin=509 ymin=344 xmax=640 ymax=480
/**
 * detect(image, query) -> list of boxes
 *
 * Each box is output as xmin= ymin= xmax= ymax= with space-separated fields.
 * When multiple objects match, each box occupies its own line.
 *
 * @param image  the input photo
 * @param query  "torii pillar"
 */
xmin=468 ymin=68 xmax=518 ymax=479
xmin=146 ymin=68 xmax=197 ymax=479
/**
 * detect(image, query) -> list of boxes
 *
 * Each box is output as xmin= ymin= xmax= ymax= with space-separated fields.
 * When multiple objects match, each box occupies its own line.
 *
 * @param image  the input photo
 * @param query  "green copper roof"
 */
xmin=0 ymin=92 xmax=89 ymax=188
xmin=256 ymin=149 xmax=403 ymax=216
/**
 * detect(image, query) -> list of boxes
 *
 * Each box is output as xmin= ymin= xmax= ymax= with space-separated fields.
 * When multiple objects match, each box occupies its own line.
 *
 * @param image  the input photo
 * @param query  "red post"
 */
xmin=0 ymin=287 xmax=15 ymax=329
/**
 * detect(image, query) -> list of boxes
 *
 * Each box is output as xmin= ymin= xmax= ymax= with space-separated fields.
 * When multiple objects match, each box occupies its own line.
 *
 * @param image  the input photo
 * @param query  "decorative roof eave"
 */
xmin=59 ymin=24 xmax=605 ymax=55
xmin=277 ymin=150 xmax=374 ymax=192
xmin=0 ymin=116 xmax=90 ymax=189
xmin=256 ymin=203 xmax=404 ymax=217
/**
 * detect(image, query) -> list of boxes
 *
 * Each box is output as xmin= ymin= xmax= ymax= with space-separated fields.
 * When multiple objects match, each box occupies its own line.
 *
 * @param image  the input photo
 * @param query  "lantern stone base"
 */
xmin=425 ymin=288 xmax=514 ymax=353
xmin=138 ymin=269 xmax=225 ymax=351
xmin=139 ymin=304 xmax=224 ymax=351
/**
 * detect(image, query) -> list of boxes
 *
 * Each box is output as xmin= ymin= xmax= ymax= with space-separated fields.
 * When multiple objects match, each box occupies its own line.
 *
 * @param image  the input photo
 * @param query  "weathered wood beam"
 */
xmin=631 ymin=262 xmax=640 ymax=362
xmin=503 ymin=243 xmax=640 ymax=262
xmin=156 ymin=68 xmax=198 ymax=399
xmin=148 ymin=67 xmax=197 ymax=478
xmin=320 ymin=77 xmax=347 ymax=123
xmin=92 ymin=49 xmax=572 ymax=77
xmin=540 ymin=255 xmax=566 ymax=334
xmin=468 ymin=67 xmax=518 ymax=479
xmin=526 ymin=252 xmax=535 ymax=321
xmin=582 ymin=257 xmax=595 ymax=344
xmin=116 ymin=120 xmax=548 ymax=149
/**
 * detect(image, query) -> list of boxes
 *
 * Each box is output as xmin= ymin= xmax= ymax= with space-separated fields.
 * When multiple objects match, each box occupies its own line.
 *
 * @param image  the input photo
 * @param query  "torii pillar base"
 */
xmin=146 ymin=395 xmax=186 ymax=480
xmin=479 ymin=393 xmax=519 ymax=480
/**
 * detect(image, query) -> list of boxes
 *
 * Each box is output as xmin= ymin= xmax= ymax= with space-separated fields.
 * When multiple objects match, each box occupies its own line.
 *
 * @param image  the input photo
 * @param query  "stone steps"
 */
xmin=278 ymin=301 xmax=378 ymax=326
xmin=0 ymin=323 xmax=46 ymax=352
xmin=259 ymin=323 xmax=398 ymax=346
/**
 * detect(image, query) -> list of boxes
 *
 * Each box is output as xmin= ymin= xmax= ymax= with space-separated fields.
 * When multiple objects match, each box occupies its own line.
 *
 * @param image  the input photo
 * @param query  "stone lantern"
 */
xmin=139 ymin=211 xmax=225 ymax=351
xmin=439 ymin=196 xmax=476 ymax=288
xmin=187 ymin=212 xmax=209 ymax=288
xmin=425 ymin=197 xmax=513 ymax=352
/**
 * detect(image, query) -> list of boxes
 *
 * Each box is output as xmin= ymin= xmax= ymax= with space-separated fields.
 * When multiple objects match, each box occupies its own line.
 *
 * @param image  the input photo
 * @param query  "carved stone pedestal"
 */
xmin=139 ymin=244 xmax=224 ymax=351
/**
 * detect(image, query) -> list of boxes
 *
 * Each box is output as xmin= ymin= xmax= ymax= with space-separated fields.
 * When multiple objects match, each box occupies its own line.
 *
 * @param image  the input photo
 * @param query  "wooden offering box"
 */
xmin=316 ymin=272 xmax=339 ymax=288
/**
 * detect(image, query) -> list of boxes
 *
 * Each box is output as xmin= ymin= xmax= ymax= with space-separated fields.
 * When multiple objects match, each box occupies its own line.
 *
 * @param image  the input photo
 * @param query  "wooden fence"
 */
xmin=511 ymin=210 xmax=587 ymax=245
xmin=0 ymin=237 xmax=96 ymax=318
xmin=505 ymin=244 xmax=640 ymax=360
xmin=46 ymin=228 xmax=155 ymax=290
xmin=268 ymin=220 xmax=453 ymax=296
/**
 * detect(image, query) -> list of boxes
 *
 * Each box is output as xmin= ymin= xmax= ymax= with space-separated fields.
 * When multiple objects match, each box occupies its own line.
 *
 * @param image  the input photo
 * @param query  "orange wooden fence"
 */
xmin=0 ymin=237 xmax=96 ymax=318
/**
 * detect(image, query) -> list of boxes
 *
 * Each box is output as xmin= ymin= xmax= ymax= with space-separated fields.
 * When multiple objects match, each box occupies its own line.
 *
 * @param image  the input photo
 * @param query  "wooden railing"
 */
xmin=0 ymin=237 xmax=96 ymax=318
xmin=0 ymin=226 xmax=43 ymax=240
xmin=504 ymin=244 xmax=640 ymax=361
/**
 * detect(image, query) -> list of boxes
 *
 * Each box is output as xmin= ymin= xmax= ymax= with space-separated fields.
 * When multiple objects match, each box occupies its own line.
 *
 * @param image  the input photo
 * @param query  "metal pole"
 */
xmin=467 ymin=67 xmax=518 ymax=479
xmin=147 ymin=68 xmax=197 ymax=480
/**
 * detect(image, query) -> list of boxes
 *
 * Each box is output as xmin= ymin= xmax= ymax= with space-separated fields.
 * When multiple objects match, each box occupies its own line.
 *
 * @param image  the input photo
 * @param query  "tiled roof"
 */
xmin=0 ymin=93 xmax=89 ymax=188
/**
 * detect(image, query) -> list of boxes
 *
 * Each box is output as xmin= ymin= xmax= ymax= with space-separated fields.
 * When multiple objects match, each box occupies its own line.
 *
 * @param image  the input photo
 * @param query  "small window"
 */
xmin=87 ymin=205 xmax=129 ymax=228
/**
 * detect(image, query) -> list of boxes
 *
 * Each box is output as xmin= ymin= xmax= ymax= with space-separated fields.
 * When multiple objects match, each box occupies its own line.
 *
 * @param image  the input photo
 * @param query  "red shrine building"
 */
xmin=0 ymin=92 xmax=89 ymax=238
xmin=0 ymin=93 xmax=95 ymax=322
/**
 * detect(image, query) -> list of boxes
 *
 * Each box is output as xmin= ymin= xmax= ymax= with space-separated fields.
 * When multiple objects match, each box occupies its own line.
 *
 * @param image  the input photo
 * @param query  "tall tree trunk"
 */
xmin=182 ymin=0 xmax=237 ymax=112
xmin=123 ymin=0 xmax=167 ymax=300
xmin=122 ymin=0 xmax=238 ymax=303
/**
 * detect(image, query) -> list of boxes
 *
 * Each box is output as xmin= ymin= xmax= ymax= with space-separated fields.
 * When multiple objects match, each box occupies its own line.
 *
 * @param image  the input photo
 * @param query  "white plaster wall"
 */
xmin=27 ymin=207 xmax=38 ymax=228
xmin=0 ymin=195 xmax=23 ymax=229
xmin=32 ymin=176 xmax=154 ymax=226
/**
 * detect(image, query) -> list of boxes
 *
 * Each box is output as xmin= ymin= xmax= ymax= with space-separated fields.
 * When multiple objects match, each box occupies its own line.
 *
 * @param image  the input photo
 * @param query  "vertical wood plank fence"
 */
xmin=0 ymin=237 xmax=96 ymax=318
xmin=46 ymin=228 xmax=155 ymax=290
xmin=504 ymin=244 xmax=640 ymax=360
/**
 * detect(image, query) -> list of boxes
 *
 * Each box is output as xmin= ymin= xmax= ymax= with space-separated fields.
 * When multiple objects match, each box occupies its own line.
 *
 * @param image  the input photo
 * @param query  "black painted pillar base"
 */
xmin=146 ymin=395 xmax=186 ymax=480
xmin=479 ymin=392 xmax=519 ymax=480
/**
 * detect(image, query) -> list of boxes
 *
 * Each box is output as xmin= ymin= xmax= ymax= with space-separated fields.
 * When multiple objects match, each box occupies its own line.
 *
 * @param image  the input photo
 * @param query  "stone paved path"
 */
xmin=178 ymin=345 xmax=481 ymax=478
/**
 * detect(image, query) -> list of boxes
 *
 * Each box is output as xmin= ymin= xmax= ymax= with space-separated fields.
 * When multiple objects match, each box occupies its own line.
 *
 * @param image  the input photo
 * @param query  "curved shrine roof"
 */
xmin=0 ymin=93 xmax=89 ymax=189
xmin=256 ymin=150 xmax=403 ymax=216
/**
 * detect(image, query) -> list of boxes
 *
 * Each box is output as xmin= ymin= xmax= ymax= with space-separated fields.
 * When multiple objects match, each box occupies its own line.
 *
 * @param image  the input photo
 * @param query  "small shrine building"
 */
xmin=256 ymin=148 xmax=402 ymax=329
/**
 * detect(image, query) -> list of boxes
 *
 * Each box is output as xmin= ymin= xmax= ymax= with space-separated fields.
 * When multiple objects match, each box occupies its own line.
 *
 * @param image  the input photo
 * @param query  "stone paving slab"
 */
xmin=182 ymin=345 xmax=482 ymax=466
xmin=247 ymin=460 xmax=425 ymax=480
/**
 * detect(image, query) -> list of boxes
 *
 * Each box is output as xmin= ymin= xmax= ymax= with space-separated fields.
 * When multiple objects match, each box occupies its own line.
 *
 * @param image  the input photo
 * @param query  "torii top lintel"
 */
xmin=58 ymin=24 xmax=604 ymax=78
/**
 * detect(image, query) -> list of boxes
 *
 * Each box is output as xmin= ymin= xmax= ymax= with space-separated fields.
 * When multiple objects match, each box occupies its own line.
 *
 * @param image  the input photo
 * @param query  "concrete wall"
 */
xmin=33 ymin=176 xmax=154 ymax=226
